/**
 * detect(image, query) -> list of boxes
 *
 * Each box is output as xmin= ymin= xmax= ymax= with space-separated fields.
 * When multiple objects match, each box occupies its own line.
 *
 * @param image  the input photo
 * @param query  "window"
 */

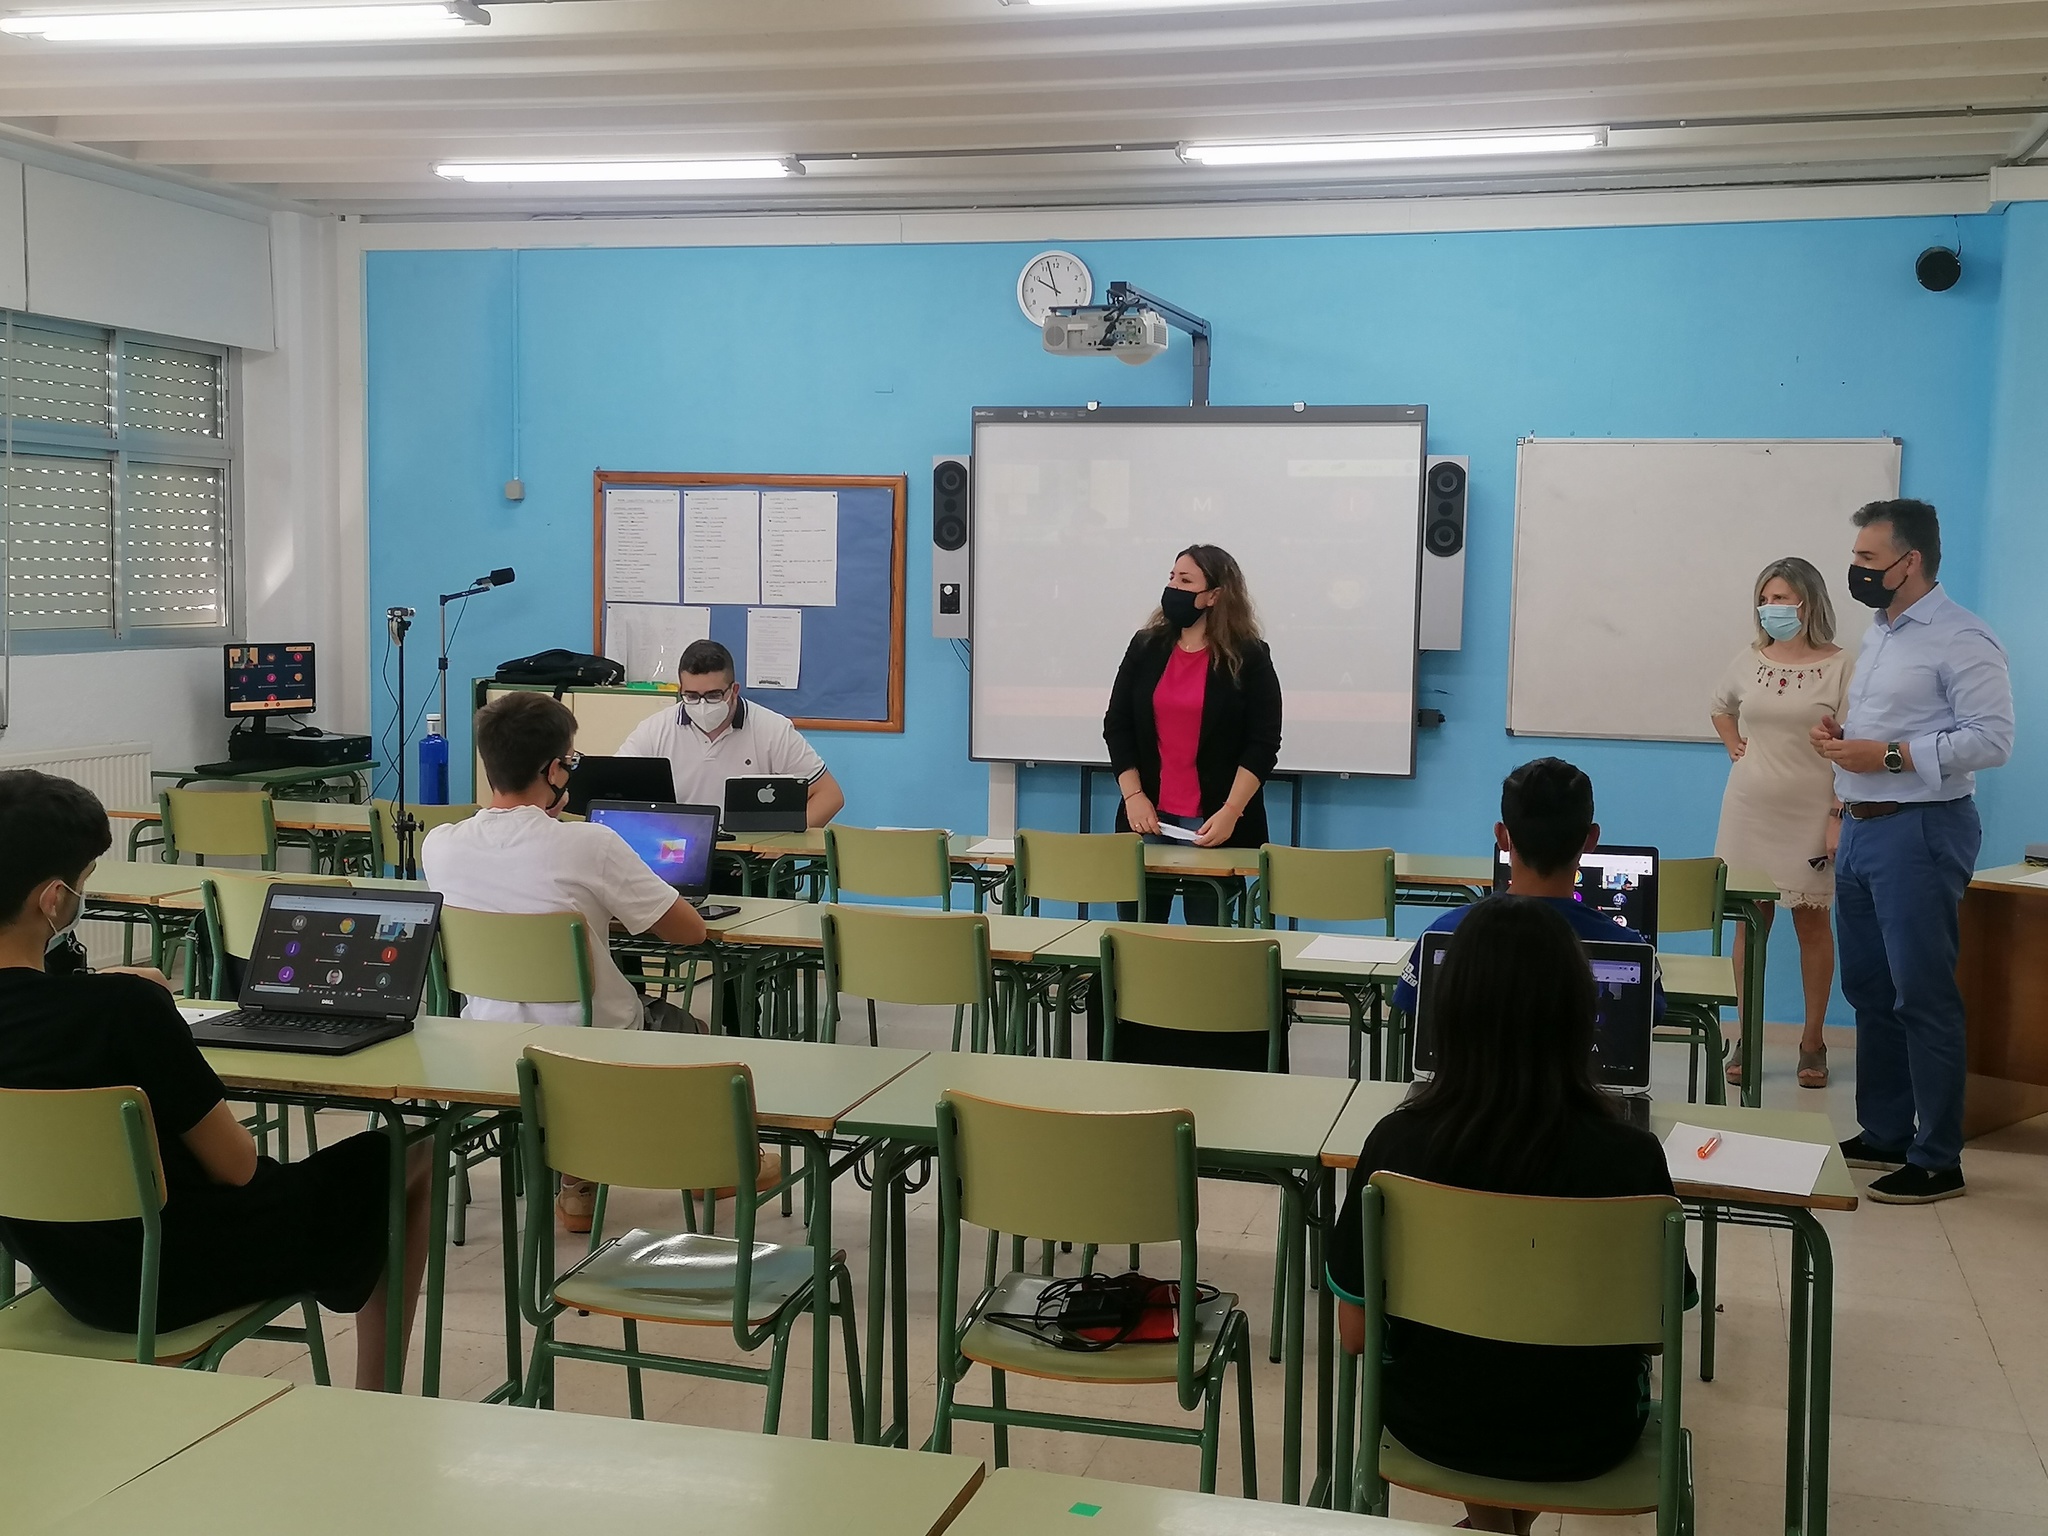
xmin=1 ymin=312 xmax=234 ymax=647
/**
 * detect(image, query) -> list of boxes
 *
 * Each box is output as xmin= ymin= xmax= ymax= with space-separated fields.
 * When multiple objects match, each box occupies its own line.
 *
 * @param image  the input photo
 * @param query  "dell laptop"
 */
xmin=585 ymin=800 xmax=740 ymax=920
xmin=186 ymin=884 xmax=444 ymax=1055
xmin=1410 ymin=928 xmax=1657 ymax=1126
xmin=565 ymin=755 xmax=676 ymax=819
xmin=1492 ymin=842 xmax=1661 ymax=943
xmin=723 ymin=775 xmax=808 ymax=834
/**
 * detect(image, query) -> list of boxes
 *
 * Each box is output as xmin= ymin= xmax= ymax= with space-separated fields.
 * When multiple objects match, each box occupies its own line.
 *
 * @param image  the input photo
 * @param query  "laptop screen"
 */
xmin=586 ymin=801 xmax=718 ymax=899
xmin=242 ymin=886 xmax=442 ymax=1017
xmin=1410 ymin=930 xmax=1656 ymax=1091
xmin=565 ymin=756 xmax=676 ymax=819
xmin=1491 ymin=844 xmax=1660 ymax=942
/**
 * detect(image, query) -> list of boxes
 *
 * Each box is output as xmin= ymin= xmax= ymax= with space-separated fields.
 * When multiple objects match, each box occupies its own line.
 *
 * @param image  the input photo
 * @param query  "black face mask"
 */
xmin=1159 ymin=586 xmax=1203 ymax=630
xmin=1847 ymin=554 xmax=1909 ymax=609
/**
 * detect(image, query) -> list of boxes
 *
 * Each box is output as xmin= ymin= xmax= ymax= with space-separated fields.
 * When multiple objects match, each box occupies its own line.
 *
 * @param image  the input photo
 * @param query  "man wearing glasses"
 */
xmin=618 ymin=638 xmax=846 ymax=828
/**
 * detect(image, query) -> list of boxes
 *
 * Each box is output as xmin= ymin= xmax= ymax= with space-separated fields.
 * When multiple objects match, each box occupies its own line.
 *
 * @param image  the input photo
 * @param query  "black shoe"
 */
xmin=1867 ymin=1163 xmax=1965 ymax=1205
xmin=1840 ymin=1134 xmax=1909 ymax=1171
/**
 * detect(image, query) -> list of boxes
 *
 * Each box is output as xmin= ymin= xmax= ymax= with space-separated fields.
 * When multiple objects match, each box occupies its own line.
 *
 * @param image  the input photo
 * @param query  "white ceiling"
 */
xmin=4 ymin=0 xmax=2048 ymax=217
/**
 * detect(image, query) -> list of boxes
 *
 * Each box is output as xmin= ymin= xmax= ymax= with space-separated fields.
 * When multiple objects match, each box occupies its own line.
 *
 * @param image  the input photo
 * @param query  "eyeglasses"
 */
xmin=679 ymin=687 xmax=731 ymax=705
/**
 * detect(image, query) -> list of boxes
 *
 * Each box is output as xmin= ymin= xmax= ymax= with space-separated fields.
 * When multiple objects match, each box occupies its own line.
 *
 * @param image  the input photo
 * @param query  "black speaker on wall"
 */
xmin=933 ymin=455 xmax=970 ymax=639
xmin=1419 ymin=455 xmax=1467 ymax=651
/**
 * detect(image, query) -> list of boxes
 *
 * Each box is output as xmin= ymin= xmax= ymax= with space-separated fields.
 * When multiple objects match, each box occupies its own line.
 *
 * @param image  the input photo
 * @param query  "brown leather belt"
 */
xmin=1845 ymin=801 xmax=1903 ymax=821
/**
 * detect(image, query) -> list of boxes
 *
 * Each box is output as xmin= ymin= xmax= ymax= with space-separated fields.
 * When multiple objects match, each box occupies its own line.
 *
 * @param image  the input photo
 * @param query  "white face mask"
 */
xmin=44 ymin=880 xmax=83 ymax=955
xmin=683 ymin=695 xmax=733 ymax=735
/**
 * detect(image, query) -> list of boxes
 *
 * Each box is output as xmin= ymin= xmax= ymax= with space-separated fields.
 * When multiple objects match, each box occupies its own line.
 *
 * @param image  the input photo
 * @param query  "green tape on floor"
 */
xmin=1068 ymin=1503 xmax=1102 ymax=1517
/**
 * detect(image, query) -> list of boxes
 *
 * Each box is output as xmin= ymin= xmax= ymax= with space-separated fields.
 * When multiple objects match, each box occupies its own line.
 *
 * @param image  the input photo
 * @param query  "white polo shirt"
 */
xmin=616 ymin=698 xmax=828 ymax=809
xmin=420 ymin=806 xmax=678 ymax=1031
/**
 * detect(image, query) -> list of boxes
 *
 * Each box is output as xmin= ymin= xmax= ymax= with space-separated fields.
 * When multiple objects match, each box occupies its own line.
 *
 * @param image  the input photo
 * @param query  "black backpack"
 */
xmin=492 ymin=649 xmax=625 ymax=689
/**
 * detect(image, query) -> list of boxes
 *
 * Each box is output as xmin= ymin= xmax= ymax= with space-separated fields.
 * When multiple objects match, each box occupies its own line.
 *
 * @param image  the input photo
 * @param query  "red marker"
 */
xmin=1696 ymin=1135 xmax=1721 ymax=1161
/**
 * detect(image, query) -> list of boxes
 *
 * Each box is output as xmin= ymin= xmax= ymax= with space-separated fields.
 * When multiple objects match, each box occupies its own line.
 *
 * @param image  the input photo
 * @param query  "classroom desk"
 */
xmin=1720 ymin=866 xmax=1779 ymax=1109
xmin=110 ymin=797 xmax=377 ymax=870
xmin=40 ymin=1380 xmax=986 ymax=1536
xmin=81 ymin=858 xmax=207 ymax=969
xmin=946 ymin=1466 xmax=1464 ymax=1536
xmin=1958 ymin=862 xmax=2048 ymax=1137
xmin=839 ymin=1052 xmax=1355 ymax=1505
xmin=1320 ymin=1095 xmax=1855 ymax=1536
xmin=2 ymin=1353 xmax=290 ymax=1536
xmin=153 ymin=760 xmax=376 ymax=800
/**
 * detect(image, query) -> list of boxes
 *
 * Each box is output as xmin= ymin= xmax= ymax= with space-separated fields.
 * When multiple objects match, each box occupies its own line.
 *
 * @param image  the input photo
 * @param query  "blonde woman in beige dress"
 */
xmin=1711 ymin=557 xmax=1852 ymax=1090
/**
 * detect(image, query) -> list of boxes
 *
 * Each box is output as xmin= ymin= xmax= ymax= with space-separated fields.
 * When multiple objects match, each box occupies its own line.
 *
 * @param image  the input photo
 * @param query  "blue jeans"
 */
xmin=1834 ymin=797 xmax=1981 ymax=1170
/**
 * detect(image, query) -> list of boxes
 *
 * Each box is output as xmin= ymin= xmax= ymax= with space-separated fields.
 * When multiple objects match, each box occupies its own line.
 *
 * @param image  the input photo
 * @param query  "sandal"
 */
xmin=1798 ymin=1045 xmax=1829 ymax=1089
xmin=1724 ymin=1049 xmax=1744 ymax=1089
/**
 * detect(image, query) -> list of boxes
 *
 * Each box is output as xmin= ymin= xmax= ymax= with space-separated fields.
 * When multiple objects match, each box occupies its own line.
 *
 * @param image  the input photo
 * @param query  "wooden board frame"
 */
xmin=592 ymin=470 xmax=907 ymax=733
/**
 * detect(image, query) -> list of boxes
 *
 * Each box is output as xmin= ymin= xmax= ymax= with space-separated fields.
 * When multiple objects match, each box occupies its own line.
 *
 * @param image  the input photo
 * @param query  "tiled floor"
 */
xmin=219 ymin=1008 xmax=2048 ymax=1534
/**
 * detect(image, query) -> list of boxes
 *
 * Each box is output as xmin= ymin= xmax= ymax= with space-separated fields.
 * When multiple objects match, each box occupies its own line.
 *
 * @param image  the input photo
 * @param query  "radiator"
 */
xmin=0 ymin=741 xmax=156 ymax=965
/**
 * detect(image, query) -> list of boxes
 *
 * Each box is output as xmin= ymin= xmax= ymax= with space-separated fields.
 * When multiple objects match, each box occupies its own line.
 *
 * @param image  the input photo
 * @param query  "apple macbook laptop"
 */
xmin=585 ymin=800 xmax=740 ymax=920
xmin=185 ymin=884 xmax=443 ymax=1055
xmin=1492 ymin=843 xmax=1660 ymax=943
xmin=565 ymin=755 xmax=676 ymax=819
xmin=723 ymin=775 xmax=808 ymax=834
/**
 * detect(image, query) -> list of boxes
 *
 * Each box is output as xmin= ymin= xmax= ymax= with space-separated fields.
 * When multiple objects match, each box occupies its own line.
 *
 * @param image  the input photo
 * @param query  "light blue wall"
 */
xmin=365 ymin=212 xmax=2007 ymax=1023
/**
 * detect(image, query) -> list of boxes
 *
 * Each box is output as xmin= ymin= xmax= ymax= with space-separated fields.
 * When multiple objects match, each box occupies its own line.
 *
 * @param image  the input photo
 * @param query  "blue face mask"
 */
xmin=1758 ymin=604 xmax=1803 ymax=642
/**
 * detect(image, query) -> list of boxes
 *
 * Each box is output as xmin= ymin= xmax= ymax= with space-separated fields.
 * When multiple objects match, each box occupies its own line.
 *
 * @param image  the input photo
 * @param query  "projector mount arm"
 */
xmin=1051 ymin=280 xmax=1213 ymax=406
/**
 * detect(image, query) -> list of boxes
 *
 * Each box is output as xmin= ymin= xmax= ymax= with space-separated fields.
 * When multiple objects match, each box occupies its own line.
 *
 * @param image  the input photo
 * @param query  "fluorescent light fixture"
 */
xmin=1179 ymin=129 xmax=1607 ymax=167
xmin=0 ymin=1 xmax=487 ymax=43
xmin=435 ymin=158 xmax=803 ymax=183
xmin=1008 ymin=0 xmax=1290 ymax=7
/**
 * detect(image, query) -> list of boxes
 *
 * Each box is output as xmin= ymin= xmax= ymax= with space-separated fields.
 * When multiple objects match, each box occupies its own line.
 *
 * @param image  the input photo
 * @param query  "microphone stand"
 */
xmin=437 ymin=576 xmax=496 ymax=728
xmin=387 ymin=606 xmax=420 ymax=879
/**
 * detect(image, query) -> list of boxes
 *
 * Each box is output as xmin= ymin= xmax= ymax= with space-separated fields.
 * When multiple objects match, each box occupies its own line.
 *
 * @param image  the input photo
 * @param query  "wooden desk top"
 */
xmin=842 ymin=1052 xmax=1356 ymax=1168
xmin=152 ymin=762 xmax=375 ymax=788
xmin=947 ymin=1467 xmax=1463 ymax=1536
xmin=41 ymin=1383 xmax=985 ymax=1536
xmin=191 ymin=1010 xmax=546 ymax=1105
xmin=1025 ymin=920 xmax=1406 ymax=984
xmin=83 ymin=859 xmax=206 ymax=906
xmin=1 ymin=1353 xmax=290 ymax=1535
xmin=109 ymin=802 xmax=375 ymax=834
xmin=1321 ymin=1091 xmax=1858 ymax=1213
xmin=1970 ymin=862 xmax=2048 ymax=893
xmin=1393 ymin=853 xmax=1491 ymax=888
xmin=721 ymin=902 xmax=1088 ymax=965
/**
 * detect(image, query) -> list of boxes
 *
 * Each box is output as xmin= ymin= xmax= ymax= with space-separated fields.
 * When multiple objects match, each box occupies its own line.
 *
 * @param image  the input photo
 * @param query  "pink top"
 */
xmin=1153 ymin=644 xmax=1209 ymax=818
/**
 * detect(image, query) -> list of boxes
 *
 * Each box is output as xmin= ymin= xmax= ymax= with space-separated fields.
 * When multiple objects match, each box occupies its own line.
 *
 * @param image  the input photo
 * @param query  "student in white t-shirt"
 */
xmin=618 ymin=639 xmax=846 ymax=827
xmin=422 ymin=691 xmax=709 ymax=1231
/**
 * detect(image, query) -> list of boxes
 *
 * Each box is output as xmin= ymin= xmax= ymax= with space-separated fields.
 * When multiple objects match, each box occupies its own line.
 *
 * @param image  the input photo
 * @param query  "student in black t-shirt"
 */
xmin=0 ymin=770 xmax=430 ymax=1389
xmin=1327 ymin=896 xmax=1691 ymax=1535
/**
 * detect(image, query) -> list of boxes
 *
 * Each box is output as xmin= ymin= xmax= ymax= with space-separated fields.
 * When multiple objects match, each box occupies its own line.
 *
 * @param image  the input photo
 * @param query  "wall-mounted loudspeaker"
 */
xmin=1419 ymin=454 xmax=1467 ymax=651
xmin=1916 ymin=246 xmax=1962 ymax=293
xmin=932 ymin=455 xmax=971 ymax=639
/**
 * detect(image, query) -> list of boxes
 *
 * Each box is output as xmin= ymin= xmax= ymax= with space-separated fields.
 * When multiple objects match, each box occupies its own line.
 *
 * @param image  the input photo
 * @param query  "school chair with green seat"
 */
xmin=158 ymin=788 xmax=278 ymax=871
xmin=1655 ymin=857 xmax=1730 ymax=1106
xmin=824 ymin=826 xmax=956 ymax=1047
xmin=515 ymin=1048 xmax=863 ymax=1433
xmin=434 ymin=907 xmax=595 ymax=1029
xmin=821 ymin=906 xmax=995 ymax=1053
xmin=1013 ymin=829 xmax=1145 ymax=1057
xmin=0 ymin=1085 xmax=329 ymax=1378
xmin=931 ymin=1091 xmax=1258 ymax=1496
xmin=1347 ymin=1172 xmax=1693 ymax=1535
xmin=368 ymin=800 xmax=479 ymax=877
xmin=1256 ymin=844 xmax=1398 ymax=1080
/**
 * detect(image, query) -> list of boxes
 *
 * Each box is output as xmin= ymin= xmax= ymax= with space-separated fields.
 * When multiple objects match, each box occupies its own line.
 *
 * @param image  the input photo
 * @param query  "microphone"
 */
xmin=479 ymin=567 xmax=516 ymax=589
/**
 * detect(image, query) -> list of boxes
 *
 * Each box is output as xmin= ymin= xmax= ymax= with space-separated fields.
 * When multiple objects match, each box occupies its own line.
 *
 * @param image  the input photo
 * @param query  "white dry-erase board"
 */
xmin=1507 ymin=438 xmax=1900 ymax=742
xmin=969 ymin=406 xmax=1427 ymax=777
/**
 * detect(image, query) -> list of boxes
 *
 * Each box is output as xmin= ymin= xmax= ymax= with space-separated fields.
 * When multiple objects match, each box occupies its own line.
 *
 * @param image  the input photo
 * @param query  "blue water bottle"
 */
xmin=418 ymin=713 xmax=450 ymax=804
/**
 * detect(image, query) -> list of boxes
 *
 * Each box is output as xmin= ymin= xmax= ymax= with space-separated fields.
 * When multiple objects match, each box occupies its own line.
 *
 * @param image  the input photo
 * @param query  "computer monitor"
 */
xmin=240 ymin=885 xmax=442 ymax=1019
xmin=586 ymin=801 xmax=720 ymax=900
xmin=1491 ymin=843 xmax=1660 ymax=943
xmin=225 ymin=643 xmax=316 ymax=723
xmin=564 ymin=756 xmax=675 ymax=819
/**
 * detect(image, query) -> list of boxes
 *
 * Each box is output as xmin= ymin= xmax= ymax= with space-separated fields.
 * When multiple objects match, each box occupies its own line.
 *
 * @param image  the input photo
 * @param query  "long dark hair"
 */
xmin=1402 ymin=895 xmax=1616 ymax=1188
xmin=1143 ymin=543 xmax=1262 ymax=677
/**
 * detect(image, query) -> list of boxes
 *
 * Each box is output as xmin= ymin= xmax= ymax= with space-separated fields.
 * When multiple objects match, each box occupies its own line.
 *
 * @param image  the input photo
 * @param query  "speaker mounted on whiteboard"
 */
xmin=1419 ymin=454 xmax=1467 ymax=651
xmin=932 ymin=455 xmax=971 ymax=640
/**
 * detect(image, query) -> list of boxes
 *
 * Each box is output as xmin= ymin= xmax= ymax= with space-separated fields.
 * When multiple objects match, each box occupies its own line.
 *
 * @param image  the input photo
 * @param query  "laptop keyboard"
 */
xmin=199 ymin=1010 xmax=394 ymax=1037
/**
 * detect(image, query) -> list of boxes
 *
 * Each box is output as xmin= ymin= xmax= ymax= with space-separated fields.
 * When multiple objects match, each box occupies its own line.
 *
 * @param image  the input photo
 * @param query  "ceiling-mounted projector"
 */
xmin=1042 ymin=306 xmax=1170 ymax=365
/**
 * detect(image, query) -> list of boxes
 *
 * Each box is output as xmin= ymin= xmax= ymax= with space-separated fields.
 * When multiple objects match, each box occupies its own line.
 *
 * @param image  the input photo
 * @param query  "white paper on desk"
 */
xmin=604 ymin=488 xmax=681 ymax=604
xmin=604 ymin=603 xmax=710 ymax=684
xmin=760 ymin=491 xmax=838 ymax=607
xmin=964 ymin=837 xmax=1015 ymax=856
xmin=745 ymin=607 xmax=802 ymax=689
xmin=2008 ymin=866 xmax=2048 ymax=888
xmin=1152 ymin=822 xmax=1201 ymax=844
xmin=1664 ymin=1123 xmax=1828 ymax=1197
xmin=1296 ymin=934 xmax=1413 ymax=966
xmin=683 ymin=489 xmax=761 ymax=606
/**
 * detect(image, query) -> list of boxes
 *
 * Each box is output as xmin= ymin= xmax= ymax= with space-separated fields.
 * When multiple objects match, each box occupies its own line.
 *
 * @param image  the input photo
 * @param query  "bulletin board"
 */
xmin=591 ymin=471 xmax=906 ymax=732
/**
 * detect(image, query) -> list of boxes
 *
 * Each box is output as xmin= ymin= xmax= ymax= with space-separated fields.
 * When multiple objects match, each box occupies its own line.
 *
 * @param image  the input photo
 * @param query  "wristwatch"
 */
xmin=1884 ymin=741 xmax=1905 ymax=774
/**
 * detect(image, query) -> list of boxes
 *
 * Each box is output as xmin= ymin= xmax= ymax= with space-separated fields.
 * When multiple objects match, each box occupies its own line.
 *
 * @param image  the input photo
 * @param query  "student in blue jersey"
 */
xmin=1393 ymin=757 xmax=1664 ymax=1023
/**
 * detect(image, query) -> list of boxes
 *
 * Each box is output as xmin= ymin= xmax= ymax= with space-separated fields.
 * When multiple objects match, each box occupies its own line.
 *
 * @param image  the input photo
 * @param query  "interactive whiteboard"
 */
xmin=969 ymin=406 xmax=1426 ymax=777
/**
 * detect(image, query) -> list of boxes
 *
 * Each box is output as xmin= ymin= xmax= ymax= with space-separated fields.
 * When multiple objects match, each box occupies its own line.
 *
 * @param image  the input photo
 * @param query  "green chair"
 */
xmin=932 ymin=1090 xmax=1257 ymax=1495
xmin=1013 ymin=829 xmax=1146 ymax=1056
xmin=436 ymin=907 xmax=595 ymax=1029
xmin=368 ymin=800 xmax=478 ymax=876
xmin=823 ymin=827 xmax=955 ymax=1046
xmin=821 ymin=906 xmax=995 ymax=1053
xmin=1257 ymin=844 xmax=1397 ymax=1079
xmin=1656 ymin=857 xmax=1730 ymax=1106
xmin=1098 ymin=925 xmax=1286 ymax=1074
xmin=515 ymin=1048 xmax=863 ymax=1432
xmin=1349 ymin=1172 xmax=1692 ymax=1534
xmin=0 ymin=1085 xmax=329 ymax=1377
xmin=158 ymin=788 xmax=277 ymax=870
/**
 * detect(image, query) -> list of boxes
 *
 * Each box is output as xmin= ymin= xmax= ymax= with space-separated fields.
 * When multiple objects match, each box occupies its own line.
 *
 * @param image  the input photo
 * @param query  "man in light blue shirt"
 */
xmin=1812 ymin=498 xmax=2013 ymax=1204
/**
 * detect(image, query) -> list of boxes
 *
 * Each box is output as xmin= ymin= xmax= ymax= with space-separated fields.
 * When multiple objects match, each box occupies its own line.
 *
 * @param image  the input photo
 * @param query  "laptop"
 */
xmin=585 ymin=800 xmax=740 ymax=920
xmin=723 ymin=775 xmax=808 ymax=834
xmin=1492 ymin=842 xmax=1660 ymax=943
xmin=1410 ymin=929 xmax=1657 ymax=1125
xmin=565 ymin=755 xmax=676 ymax=819
xmin=185 ymin=884 xmax=444 ymax=1055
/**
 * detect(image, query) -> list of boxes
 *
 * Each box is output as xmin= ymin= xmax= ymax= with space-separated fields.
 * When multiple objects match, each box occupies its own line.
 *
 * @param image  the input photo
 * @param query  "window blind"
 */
xmin=123 ymin=461 xmax=226 ymax=627
xmin=4 ymin=454 xmax=115 ymax=631
xmin=121 ymin=340 xmax=222 ymax=439
xmin=4 ymin=323 xmax=109 ymax=431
